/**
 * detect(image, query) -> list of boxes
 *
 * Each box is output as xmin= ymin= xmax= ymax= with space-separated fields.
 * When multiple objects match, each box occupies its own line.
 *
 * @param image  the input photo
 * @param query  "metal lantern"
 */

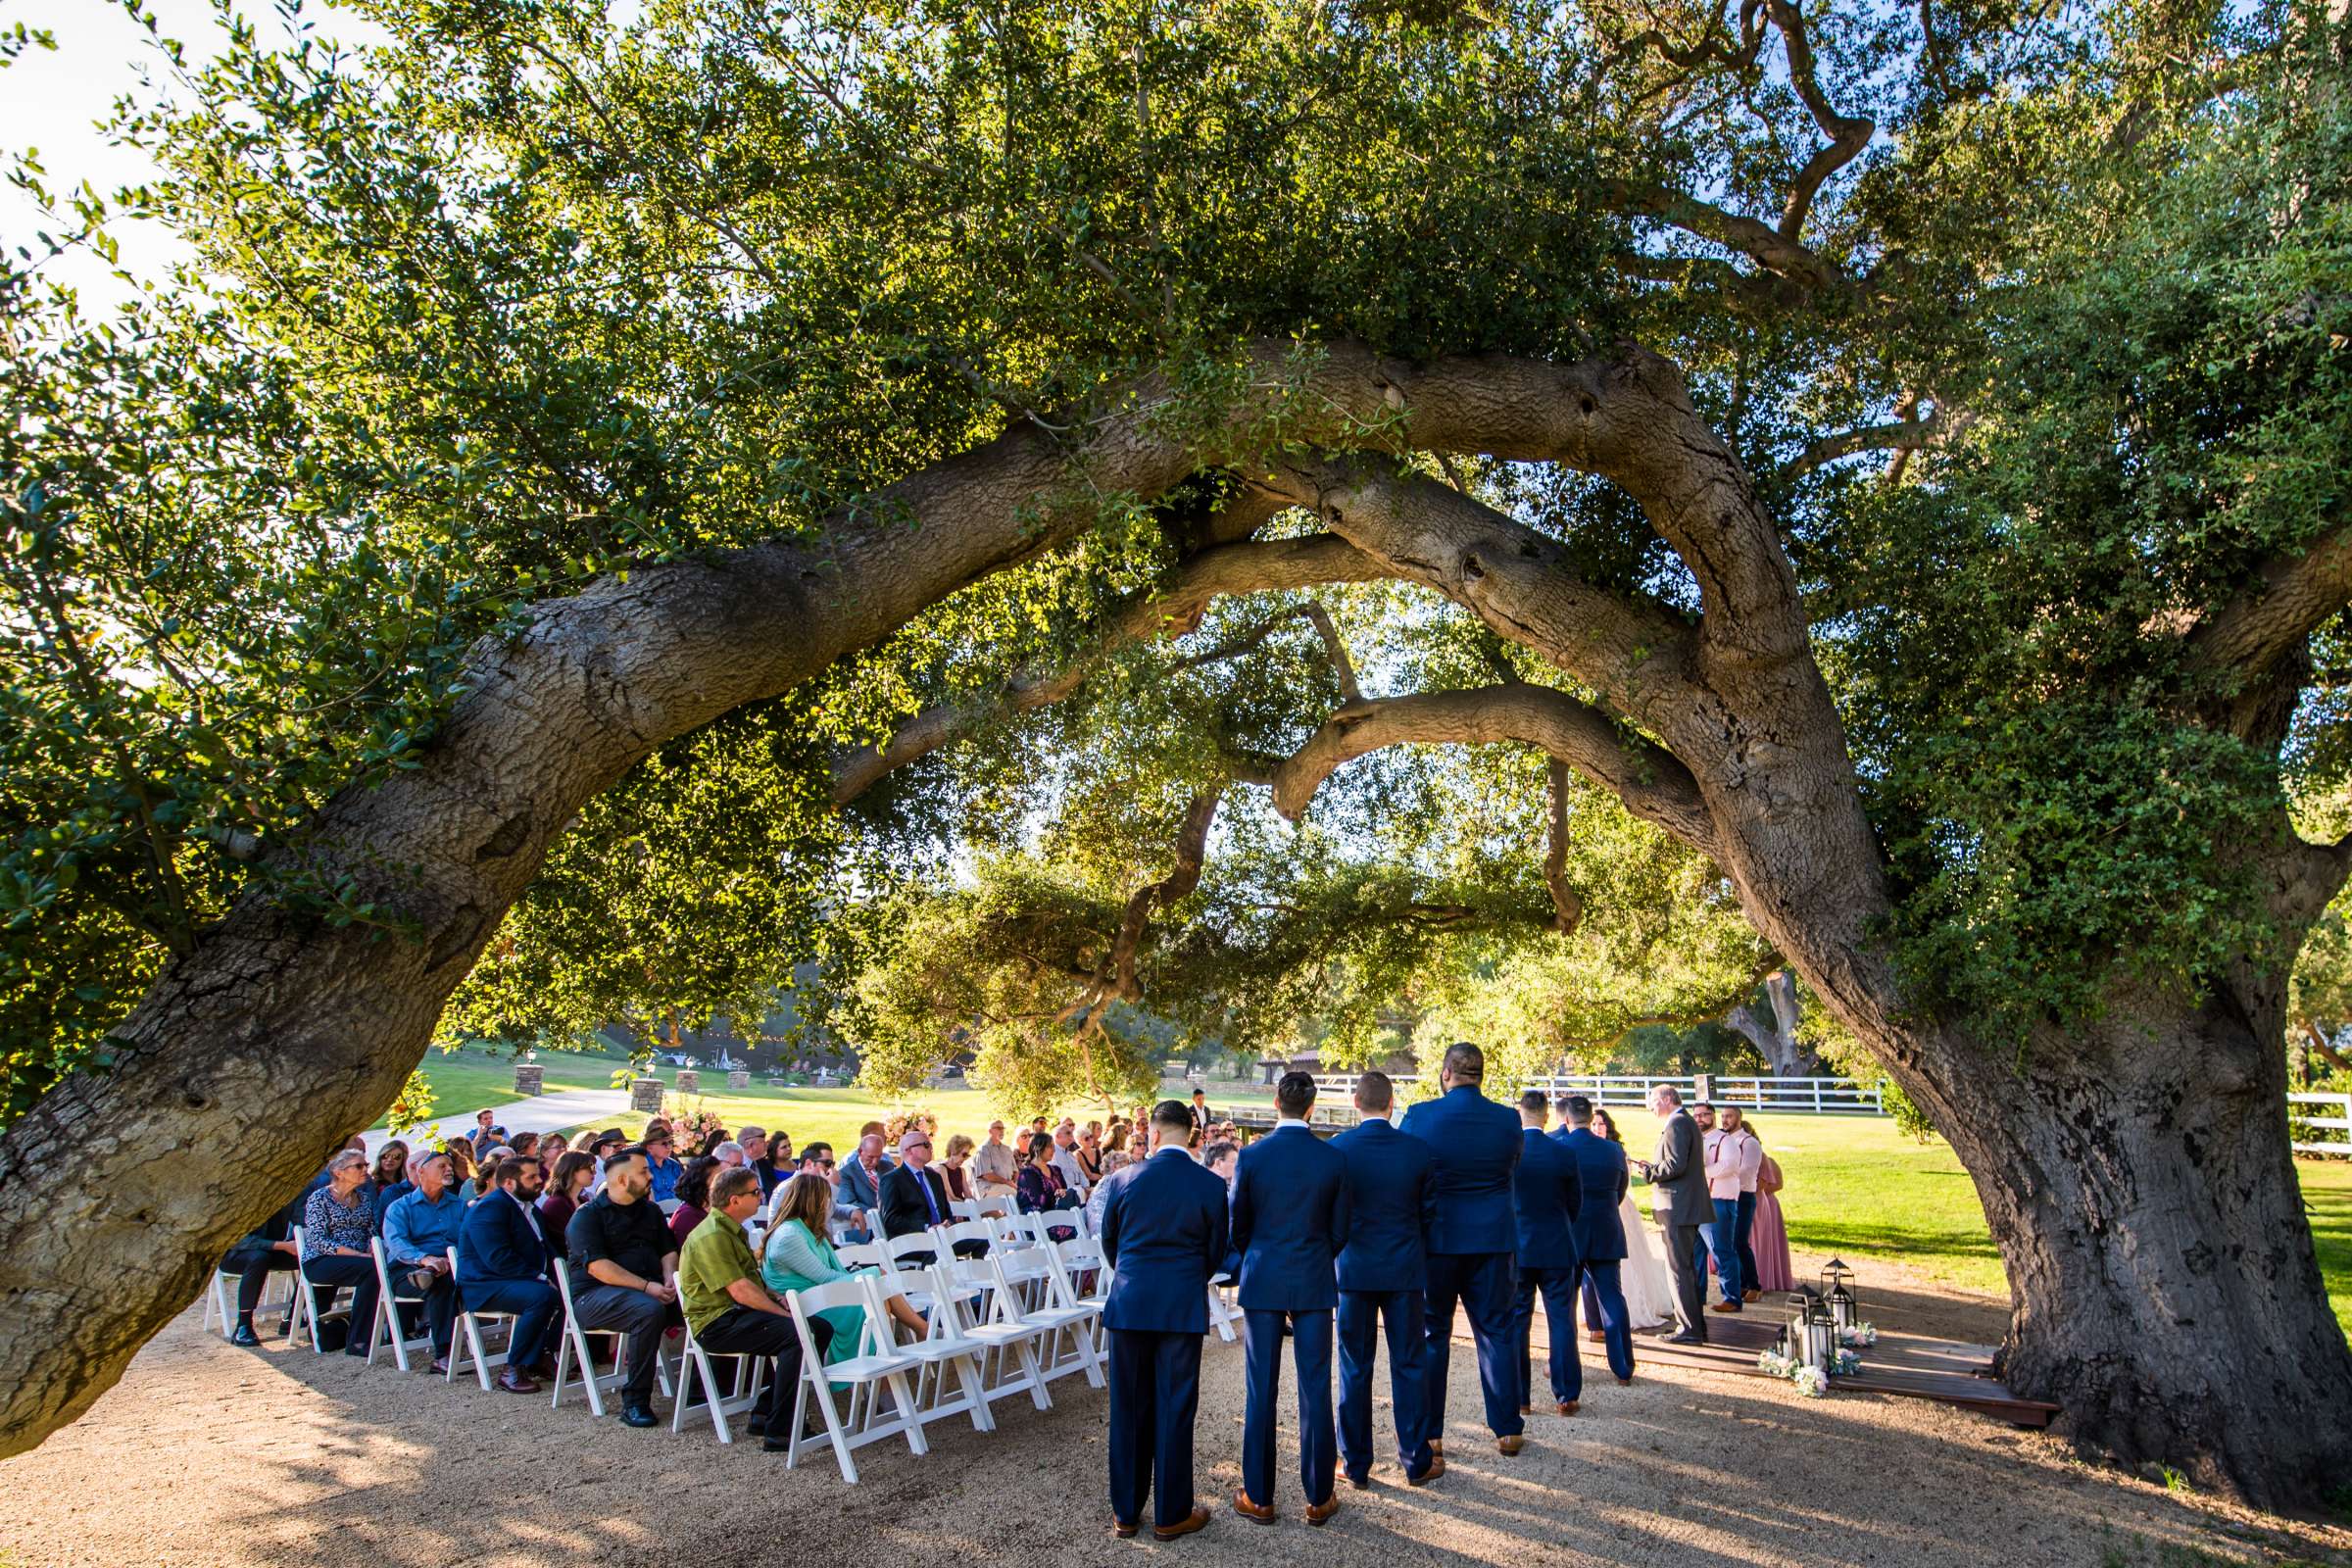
xmin=1798 ymin=1290 xmax=1833 ymax=1371
xmin=1822 ymin=1257 xmax=1858 ymax=1337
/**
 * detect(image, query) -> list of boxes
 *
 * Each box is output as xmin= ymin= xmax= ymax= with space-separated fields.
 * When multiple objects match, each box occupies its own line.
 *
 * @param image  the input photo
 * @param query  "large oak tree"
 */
xmin=6 ymin=0 xmax=2352 ymax=1509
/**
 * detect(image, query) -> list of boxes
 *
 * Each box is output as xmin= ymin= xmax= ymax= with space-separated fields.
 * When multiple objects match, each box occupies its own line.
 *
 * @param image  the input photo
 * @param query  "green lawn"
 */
xmin=530 ymin=1070 xmax=2352 ymax=1336
xmin=370 ymin=1043 xmax=631 ymax=1131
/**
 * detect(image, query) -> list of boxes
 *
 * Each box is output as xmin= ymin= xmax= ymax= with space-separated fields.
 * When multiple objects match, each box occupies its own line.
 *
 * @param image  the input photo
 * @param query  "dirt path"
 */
xmin=2 ymin=1256 xmax=2339 ymax=1568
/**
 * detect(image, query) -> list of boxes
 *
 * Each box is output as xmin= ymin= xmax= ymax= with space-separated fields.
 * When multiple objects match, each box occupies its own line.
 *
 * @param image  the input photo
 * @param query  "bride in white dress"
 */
xmin=1581 ymin=1107 xmax=1677 ymax=1331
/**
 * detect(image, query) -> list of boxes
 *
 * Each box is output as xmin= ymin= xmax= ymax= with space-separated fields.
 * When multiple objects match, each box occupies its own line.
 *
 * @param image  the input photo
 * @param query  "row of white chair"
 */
xmin=243 ymin=1214 xmax=1118 ymax=1486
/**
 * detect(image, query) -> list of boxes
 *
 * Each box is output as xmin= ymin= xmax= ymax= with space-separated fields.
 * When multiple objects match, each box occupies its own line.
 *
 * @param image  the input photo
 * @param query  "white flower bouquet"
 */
xmin=1790 ymin=1366 xmax=1830 ymax=1397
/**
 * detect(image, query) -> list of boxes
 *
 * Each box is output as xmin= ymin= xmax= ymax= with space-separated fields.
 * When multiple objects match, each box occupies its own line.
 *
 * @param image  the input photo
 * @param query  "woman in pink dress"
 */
xmin=1747 ymin=1124 xmax=1795 ymax=1293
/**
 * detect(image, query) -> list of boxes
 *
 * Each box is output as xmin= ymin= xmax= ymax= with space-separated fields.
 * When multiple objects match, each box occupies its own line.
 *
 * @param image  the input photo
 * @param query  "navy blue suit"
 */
xmin=1331 ymin=1116 xmax=1437 ymax=1481
xmin=1511 ymin=1126 xmax=1585 ymax=1407
xmin=1555 ymin=1125 xmax=1635 ymax=1382
xmin=457 ymin=1189 xmax=562 ymax=1371
xmin=1230 ymin=1123 xmax=1349 ymax=1508
xmin=1101 ymin=1149 xmax=1230 ymax=1531
xmin=1397 ymin=1083 xmax=1525 ymax=1443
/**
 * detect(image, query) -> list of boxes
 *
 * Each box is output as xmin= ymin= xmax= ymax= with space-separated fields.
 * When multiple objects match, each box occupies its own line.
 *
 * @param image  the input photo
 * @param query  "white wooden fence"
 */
xmin=2289 ymin=1092 xmax=2352 ymax=1157
xmin=1307 ymin=1071 xmax=1890 ymax=1116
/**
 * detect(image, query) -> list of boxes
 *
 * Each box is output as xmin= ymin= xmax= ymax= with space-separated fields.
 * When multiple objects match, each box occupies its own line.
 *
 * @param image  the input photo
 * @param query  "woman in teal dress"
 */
xmin=760 ymin=1173 xmax=927 ymax=1368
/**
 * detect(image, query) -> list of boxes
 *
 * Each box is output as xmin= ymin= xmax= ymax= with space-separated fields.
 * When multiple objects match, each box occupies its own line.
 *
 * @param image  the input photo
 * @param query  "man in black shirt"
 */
xmin=564 ymin=1147 xmax=682 ymax=1427
xmin=221 ymin=1188 xmax=308 ymax=1347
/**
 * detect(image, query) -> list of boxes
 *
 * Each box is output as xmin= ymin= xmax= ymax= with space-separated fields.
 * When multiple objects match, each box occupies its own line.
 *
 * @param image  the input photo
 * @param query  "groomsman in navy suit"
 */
xmin=1553 ymin=1094 xmax=1635 ymax=1383
xmin=1510 ymin=1091 xmax=1585 ymax=1415
xmin=1397 ymin=1042 xmax=1526 ymax=1455
xmin=455 ymin=1155 xmax=562 ymax=1393
xmin=1230 ymin=1071 xmax=1350 ymax=1526
xmin=1331 ymin=1070 xmax=1441 ymax=1487
xmin=1099 ymin=1101 xmax=1228 ymax=1542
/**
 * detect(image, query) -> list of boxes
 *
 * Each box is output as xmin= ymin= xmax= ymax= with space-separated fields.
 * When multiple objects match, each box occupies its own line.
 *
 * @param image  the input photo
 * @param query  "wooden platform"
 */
xmin=1470 ymin=1300 xmax=2061 ymax=1428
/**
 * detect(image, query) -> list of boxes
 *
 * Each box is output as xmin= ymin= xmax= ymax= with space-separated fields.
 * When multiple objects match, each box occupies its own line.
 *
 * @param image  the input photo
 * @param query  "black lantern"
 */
xmin=1821 ymin=1257 xmax=1858 ymax=1337
xmin=1797 ymin=1289 xmax=1832 ymax=1370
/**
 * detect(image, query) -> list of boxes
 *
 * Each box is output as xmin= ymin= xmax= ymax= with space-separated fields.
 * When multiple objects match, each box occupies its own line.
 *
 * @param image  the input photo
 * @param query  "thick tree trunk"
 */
xmin=1726 ymin=969 xmax=1822 ymax=1076
xmin=1900 ymin=983 xmax=2352 ymax=1510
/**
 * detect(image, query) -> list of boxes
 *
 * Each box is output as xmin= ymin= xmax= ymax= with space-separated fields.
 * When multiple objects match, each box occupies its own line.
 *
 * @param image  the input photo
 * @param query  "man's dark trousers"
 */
xmin=388 ymin=1270 xmax=459 ymax=1355
xmin=1699 ymin=1198 xmax=1743 ymax=1301
xmin=1337 ymin=1288 xmax=1428 ymax=1482
xmin=1242 ymin=1307 xmax=1336 ymax=1506
xmin=1421 ymin=1251 xmax=1520 ymax=1443
xmin=572 ymin=1284 xmax=681 ymax=1399
xmin=1663 ymin=1223 xmax=1707 ymax=1339
xmin=1581 ymin=1260 xmax=1636 ymax=1380
xmin=695 ymin=1305 xmax=825 ymax=1425
xmin=1108 ymin=1329 xmax=1204 ymax=1532
xmin=1512 ymin=1263 xmax=1584 ymax=1407
xmin=1734 ymin=1192 xmax=1759 ymax=1296
xmin=462 ymin=1277 xmax=561 ymax=1370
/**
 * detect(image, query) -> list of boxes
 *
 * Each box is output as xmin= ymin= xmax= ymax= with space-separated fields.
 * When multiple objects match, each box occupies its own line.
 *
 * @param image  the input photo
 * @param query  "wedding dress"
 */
xmin=1583 ymin=1192 xmax=1677 ymax=1330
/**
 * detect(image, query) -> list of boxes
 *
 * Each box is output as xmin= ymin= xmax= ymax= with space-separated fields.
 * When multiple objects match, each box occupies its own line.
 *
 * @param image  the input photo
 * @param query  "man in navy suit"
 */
xmin=456 ymin=1155 xmax=561 ymax=1394
xmin=1397 ymin=1042 xmax=1526 ymax=1455
xmin=1230 ymin=1072 xmax=1351 ymax=1526
xmin=1331 ymin=1070 xmax=1440 ymax=1488
xmin=1510 ymin=1092 xmax=1585 ymax=1415
xmin=1553 ymin=1094 xmax=1635 ymax=1384
xmin=1099 ymin=1101 xmax=1228 ymax=1543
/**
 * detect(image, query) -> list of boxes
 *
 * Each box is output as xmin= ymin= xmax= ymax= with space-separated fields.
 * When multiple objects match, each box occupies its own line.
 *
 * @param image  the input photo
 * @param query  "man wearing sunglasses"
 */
xmin=879 ymin=1130 xmax=959 ymax=1264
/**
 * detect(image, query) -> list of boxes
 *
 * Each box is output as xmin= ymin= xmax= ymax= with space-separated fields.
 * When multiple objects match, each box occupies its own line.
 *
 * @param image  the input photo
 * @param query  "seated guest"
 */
xmin=1085 ymin=1150 xmax=1133 ymax=1234
xmin=587 ymin=1128 xmax=625 ymax=1181
xmin=1202 ymin=1140 xmax=1241 ymax=1187
xmin=444 ymin=1140 xmax=478 ymax=1200
xmin=381 ymin=1150 xmax=466 ymax=1369
xmin=473 ymin=1106 xmax=507 ymax=1145
xmin=221 ymin=1187 xmax=307 ymax=1346
xmin=713 ymin=1141 xmax=747 ymax=1170
xmin=836 ymin=1133 xmax=892 ymax=1222
xmin=1075 ymin=1124 xmax=1105 ymax=1184
xmin=668 ymin=1156 xmax=719 ymax=1248
xmin=972 ymin=1121 xmax=1020 ymax=1202
xmin=564 ymin=1147 xmax=683 ymax=1428
xmin=642 ymin=1126 xmax=685 ymax=1202
xmin=1016 ymin=1131 xmax=1077 ymax=1214
xmin=368 ymin=1141 xmax=411 ymax=1204
xmin=461 ymin=1150 xmax=512 ymax=1203
xmin=737 ymin=1126 xmax=777 ymax=1196
xmin=539 ymin=1131 xmax=569 ymax=1175
xmin=881 ymin=1129 xmax=981 ymax=1262
xmin=511 ymin=1132 xmax=540 ymax=1163
xmin=457 ymin=1156 xmax=563 ymax=1393
xmin=680 ymin=1167 xmax=830 ymax=1449
xmin=539 ymin=1152 xmax=598 ymax=1262
xmin=300 ymin=1151 xmax=383 ymax=1358
xmin=761 ymin=1173 xmax=929 ymax=1370
xmin=939 ymin=1135 xmax=976 ymax=1201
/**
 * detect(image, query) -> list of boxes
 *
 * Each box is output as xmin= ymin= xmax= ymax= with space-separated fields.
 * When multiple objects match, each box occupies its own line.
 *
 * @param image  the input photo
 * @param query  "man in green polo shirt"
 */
xmin=678 ymin=1167 xmax=830 ymax=1451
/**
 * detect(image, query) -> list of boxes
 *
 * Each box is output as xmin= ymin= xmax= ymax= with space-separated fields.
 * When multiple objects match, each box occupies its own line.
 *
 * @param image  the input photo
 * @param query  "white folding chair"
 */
xmin=876 ymin=1232 xmax=952 ymax=1313
xmin=1025 ymin=1237 xmax=1106 ymax=1389
xmin=1206 ymin=1270 xmax=1243 ymax=1343
xmin=951 ymin=1249 xmax=1061 ymax=1410
xmin=549 ymin=1265 xmax=673 ymax=1416
xmin=288 ymin=1225 xmax=352 ymax=1354
xmin=367 ymin=1238 xmax=438 ymax=1372
xmin=205 ymin=1255 xmax=296 ymax=1340
xmin=446 ymin=1245 xmax=514 ymax=1390
xmin=894 ymin=1263 xmax=998 ymax=1435
xmin=781 ymin=1276 xmax=927 ymax=1484
xmin=671 ymin=1317 xmax=766 ymax=1444
xmin=658 ymin=1199 xmax=685 ymax=1217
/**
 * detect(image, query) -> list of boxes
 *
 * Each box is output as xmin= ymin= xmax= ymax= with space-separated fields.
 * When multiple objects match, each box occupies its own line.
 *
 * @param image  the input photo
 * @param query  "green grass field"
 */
xmin=473 ymin=1062 xmax=2352 ymax=1335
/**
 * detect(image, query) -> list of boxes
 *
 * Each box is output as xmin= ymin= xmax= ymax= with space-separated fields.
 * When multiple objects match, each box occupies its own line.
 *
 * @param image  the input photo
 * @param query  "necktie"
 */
xmin=920 ymin=1172 xmax=942 ymax=1224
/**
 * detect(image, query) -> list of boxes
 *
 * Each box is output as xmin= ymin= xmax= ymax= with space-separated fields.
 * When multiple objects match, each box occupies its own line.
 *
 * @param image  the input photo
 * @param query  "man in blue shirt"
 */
xmin=1397 ymin=1042 xmax=1526 ymax=1456
xmin=1100 ymin=1101 xmax=1228 ymax=1542
xmin=1230 ymin=1072 xmax=1349 ymax=1527
xmin=381 ymin=1150 xmax=466 ymax=1370
xmin=642 ymin=1127 xmax=685 ymax=1204
xmin=1510 ymin=1091 xmax=1585 ymax=1415
xmin=1331 ymin=1070 xmax=1440 ymax=1487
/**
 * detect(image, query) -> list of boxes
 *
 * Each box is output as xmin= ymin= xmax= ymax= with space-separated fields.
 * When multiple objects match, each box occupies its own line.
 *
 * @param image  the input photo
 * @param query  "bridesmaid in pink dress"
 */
xmin=1747 ymin=1126 xmax=1795 ymax=1293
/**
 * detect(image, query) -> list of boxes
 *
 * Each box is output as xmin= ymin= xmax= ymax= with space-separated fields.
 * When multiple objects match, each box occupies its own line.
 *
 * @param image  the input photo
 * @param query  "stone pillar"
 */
xmin=674 ymin=1069 xmax=701 ymax=1097
xmin=727 ymin=1069 xmax=750 ymax=1091
xmin=630 ymin=1077 xmax=665 ymax=1114
xmin=1692 ymin=1072 xmax=1714 ymax=1105
xmin=513 ymin=1063 xmax=544 ymax=1097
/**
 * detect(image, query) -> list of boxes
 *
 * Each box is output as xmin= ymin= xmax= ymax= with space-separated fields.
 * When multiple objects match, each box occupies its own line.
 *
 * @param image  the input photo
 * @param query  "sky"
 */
xmin=0 ymin=0 xmax=384 ymax=309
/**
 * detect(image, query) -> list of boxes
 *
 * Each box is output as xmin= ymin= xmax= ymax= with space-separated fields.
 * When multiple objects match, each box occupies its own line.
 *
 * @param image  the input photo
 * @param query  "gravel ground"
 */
xmin=3 ymin=1255 xmax=2341 ymax=1568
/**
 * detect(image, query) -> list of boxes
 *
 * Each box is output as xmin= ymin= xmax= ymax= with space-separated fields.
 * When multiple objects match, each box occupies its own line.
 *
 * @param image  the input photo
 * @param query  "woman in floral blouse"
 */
xmin=299 ymin=1150 xmax=382 ymax=1357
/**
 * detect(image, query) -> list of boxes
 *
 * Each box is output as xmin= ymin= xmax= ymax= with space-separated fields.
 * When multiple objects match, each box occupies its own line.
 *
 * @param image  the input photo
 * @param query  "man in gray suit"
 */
xmin=1636 ymin=1086 xmax=1710 ymax=1345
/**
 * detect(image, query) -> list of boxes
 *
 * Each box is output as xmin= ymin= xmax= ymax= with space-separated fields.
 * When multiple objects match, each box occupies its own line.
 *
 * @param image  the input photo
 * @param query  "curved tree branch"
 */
xmin=1263 ymin=685 xmax=1720 ymax=859
xmin=2187 ymin=523 xmax=2352 ymax=683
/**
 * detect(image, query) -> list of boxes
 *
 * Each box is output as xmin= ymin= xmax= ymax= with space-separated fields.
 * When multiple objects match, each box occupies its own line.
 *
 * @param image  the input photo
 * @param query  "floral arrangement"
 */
xmin=1790 ymin=1366 xmax=1830 ymax=1397
xmin=1839 ymin=1322 xmax=1879 ymax=1348
xmin=1757 ymin=1348 xmax=1798 ymax=1379
xmin=1757 ymin=1346 xmax=1856 ymax=1394
xmin=1830 ymin=1347 xmax=1862 ymax=1376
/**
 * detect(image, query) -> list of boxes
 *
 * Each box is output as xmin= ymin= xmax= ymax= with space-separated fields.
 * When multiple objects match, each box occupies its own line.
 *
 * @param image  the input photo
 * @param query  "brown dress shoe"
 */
xmin=1741 ymin=1289 xmax=1762 ymax=1303
xmin=1154 ymin=1506 xmax=1211 ymax=1542
xmin=1306 ymin=1495 xmax=1342 ymax=1527
xmin=1496 ymin=1435 xmax=1526 ymax=1455
xmin=1406 ymin=1456 xmax=1446 ymax=1487
xmin=495 ymin=1367 xmax=540 ymax=1394
xmin=1587 ymin=1330 xmax=1607 ymax=1343
xmin=1708 ymin=1299 xmax=1742 ymax=1313
xmin=1428 ymin=1438 xmax=1444 ymax=1457
xmin=1111 ymin=1519 xmax=1139 ymax=1540
xmin=1232 ymin=1490 xmax=1278 ymax=1526
xmin=1518 ymin=1403 xmax=1533 ymax=1415
xmin=1555 ymin=1399 xmax=1579 ymax=1416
